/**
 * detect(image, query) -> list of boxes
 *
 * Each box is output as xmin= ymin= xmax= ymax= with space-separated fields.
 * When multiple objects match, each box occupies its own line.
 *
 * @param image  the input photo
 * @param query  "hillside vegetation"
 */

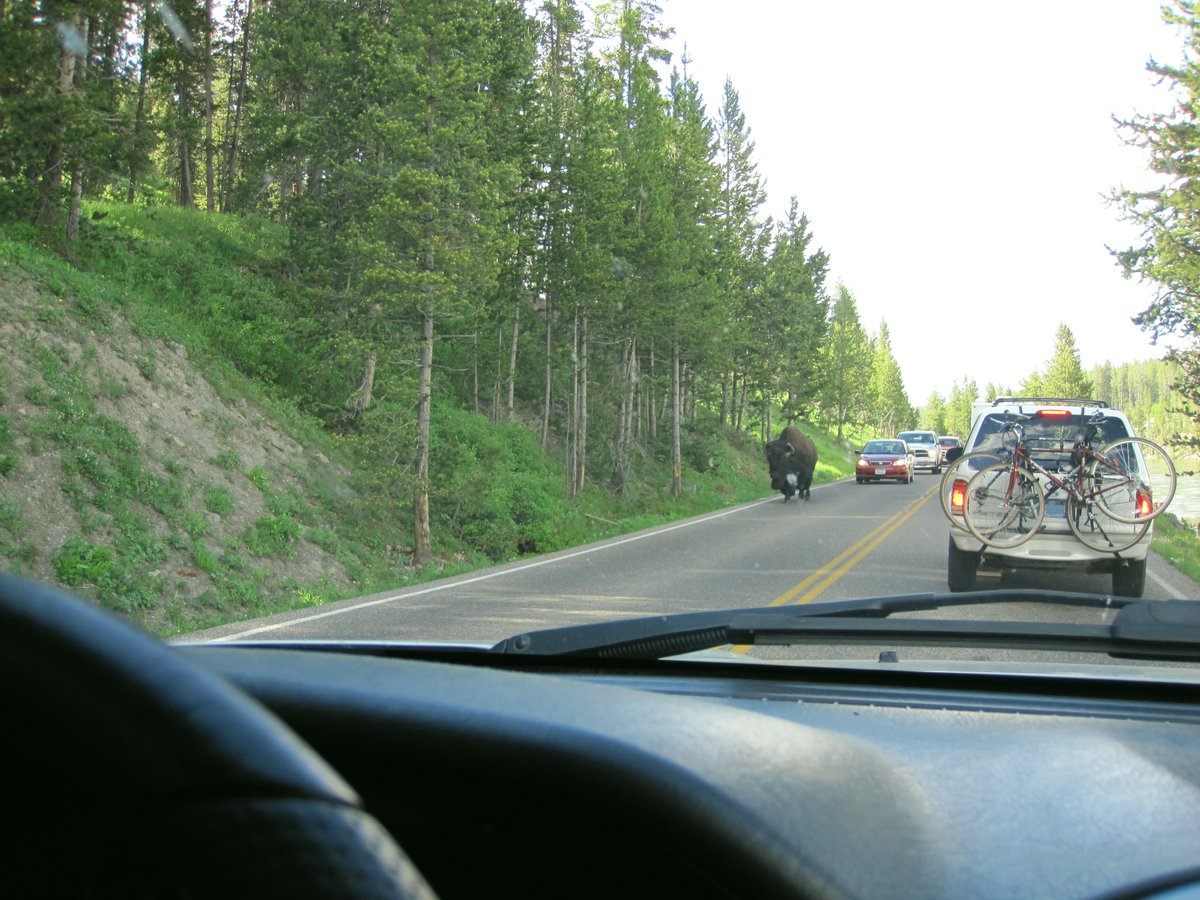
xmin=0 ymin=209 xmax=854 ymax=635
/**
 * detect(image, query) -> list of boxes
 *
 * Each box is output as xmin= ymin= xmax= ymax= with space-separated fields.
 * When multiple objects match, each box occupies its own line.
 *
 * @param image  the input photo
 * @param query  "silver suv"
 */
xmin=945 ymin=397 xmax=1152 ymax=598
xmin=897 ymin=430 xmax=941 ymax=474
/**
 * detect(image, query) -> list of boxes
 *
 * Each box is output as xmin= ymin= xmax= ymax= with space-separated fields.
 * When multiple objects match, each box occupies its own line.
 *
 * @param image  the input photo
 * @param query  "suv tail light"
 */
xmin=1136 ymin=490 xmax=1152 ymax=518
xmin=1037 ymin=409 xmax=1072 ymax=417
xmin=950 ymin=479 xmax=968 ymax=516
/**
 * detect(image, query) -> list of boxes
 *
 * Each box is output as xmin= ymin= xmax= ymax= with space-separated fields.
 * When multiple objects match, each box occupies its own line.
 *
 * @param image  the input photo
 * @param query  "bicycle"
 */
xmin=962 ymin=414 xmax=1176 ymax=552
xmin=940 ymin=447 xmax=1011 ymax=530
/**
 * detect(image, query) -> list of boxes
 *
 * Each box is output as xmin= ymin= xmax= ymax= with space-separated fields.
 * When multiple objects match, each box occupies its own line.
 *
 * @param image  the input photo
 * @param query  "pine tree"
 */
xmin=868 ymin=322 xmax=912 ymax=434
xmin=713 ymin=77 xmax=769 ymax=429
xmin=818 ymin=285 xmax=872 ymax=440
xmin=921 ymin=393 xmax=948 ymax=434
xmin=1041 ymin=324 xmax=1094 ymax=398
xmin=1111 ymin=0 xmax=1200 ymax=448
xmin=660 ymin=67 xmax=719 ymax=497
xmin=946 ymin=379 xmax=979 ymax=439
xmin=756 ymin=198 xmax=829 ymax=421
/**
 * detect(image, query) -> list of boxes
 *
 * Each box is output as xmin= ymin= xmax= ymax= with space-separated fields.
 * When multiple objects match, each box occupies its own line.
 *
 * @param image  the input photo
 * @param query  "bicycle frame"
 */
xmin=998 ymin=423 xmax=1149 ymax=515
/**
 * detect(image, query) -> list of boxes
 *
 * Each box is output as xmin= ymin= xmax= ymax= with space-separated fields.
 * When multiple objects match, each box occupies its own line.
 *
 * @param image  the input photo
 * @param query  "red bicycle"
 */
xmin=961 ymin=414 xmax=1176 ymax=552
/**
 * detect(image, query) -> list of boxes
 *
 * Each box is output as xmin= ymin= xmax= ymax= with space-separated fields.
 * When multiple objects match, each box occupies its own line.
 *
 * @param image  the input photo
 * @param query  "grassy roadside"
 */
xmin=0 ymin=207 xmax=858 ymax=636
xmin=1151 ymin=514 xmax=1200 ymax=584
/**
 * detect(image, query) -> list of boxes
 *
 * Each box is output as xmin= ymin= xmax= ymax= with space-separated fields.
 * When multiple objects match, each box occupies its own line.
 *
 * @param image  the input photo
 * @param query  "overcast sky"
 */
xmin=656 ymin=0 xmax=1185 ymax=404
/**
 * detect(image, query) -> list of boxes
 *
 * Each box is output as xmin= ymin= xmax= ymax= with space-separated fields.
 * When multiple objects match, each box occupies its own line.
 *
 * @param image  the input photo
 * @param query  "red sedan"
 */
xmin=855 ymin=439 xmax=915 ymax=484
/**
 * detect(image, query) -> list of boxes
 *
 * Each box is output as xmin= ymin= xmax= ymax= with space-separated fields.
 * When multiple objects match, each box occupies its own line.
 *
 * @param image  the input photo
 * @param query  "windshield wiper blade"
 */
xmin=490 ymin=590 xmax=1142 ymax=659
xmin=727 ymin=604 xmax=1200 ymax=661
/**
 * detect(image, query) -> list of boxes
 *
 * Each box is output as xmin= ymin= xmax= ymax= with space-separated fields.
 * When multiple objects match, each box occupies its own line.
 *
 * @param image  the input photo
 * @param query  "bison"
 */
xmin=765 ymin=424 xmax=818 ymax=502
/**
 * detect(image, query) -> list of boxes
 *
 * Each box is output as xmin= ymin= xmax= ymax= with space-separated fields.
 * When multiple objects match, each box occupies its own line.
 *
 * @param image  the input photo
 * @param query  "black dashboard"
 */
xmin=181 ymin=645 xmax=1200 ymax=900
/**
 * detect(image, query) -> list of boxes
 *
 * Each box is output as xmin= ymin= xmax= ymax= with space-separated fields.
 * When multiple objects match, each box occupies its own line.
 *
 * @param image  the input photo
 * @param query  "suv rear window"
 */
xmin=971 ymin=413 xmax=1129 ymax=453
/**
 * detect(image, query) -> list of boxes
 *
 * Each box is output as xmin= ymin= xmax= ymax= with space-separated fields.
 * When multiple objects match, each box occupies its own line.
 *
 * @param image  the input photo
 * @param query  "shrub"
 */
xmin=245 ymin=515 xmax=301 ymax=559
xmin=429 ymin=407 xmax=566 ymax=560
xmin=55 ymin=537 xmax=115 ymax=587
xmin=204 ymin=485 xmax=234 ymax=516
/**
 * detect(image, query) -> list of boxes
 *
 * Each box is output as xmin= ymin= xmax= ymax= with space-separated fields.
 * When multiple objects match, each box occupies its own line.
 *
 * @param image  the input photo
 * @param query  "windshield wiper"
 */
xmin=489 ymin=591 xmax=1200 ymax=662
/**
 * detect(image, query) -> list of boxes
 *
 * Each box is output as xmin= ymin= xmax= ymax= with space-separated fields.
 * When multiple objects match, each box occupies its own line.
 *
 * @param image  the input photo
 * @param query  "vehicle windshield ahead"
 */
xmin=863 ymin=441 xmax=905 ymax=455
xmin=1 ymin=1 xmax=1198 ymax=682
xmin=971 ymin=413 xmax=1130 ymax=453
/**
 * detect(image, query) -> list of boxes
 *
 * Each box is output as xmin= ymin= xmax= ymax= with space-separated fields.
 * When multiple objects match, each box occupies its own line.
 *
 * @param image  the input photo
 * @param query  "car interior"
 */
xmin=9 ymin=572 xmax=1200 ymax=900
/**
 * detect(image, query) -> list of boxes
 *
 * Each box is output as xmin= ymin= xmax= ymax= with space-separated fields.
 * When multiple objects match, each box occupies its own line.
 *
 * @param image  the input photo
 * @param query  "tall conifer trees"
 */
xmin=1 ymin=0 xmax=931 ymax=561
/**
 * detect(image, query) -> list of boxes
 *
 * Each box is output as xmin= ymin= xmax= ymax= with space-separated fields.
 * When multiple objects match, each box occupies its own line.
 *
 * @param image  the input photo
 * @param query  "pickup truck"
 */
xmin=897 ymin=430 xmax=941 ymax=474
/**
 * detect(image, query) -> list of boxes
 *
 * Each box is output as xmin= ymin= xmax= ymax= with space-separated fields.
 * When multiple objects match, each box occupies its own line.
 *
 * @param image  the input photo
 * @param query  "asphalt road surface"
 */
xmin=183 ymin=473 xmax=1200 ymax=662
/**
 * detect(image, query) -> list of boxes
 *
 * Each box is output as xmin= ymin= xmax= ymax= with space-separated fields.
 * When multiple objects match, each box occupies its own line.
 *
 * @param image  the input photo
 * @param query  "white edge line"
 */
xmin=204 ymin=487 xmax=838 ymax=641
xmin=1148 ymin=564 xmax=1178 ymax=596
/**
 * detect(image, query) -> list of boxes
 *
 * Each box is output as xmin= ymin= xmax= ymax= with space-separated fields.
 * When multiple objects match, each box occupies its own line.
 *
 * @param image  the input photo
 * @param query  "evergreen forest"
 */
xmin=3 ymin=0 xmax=1200 ymax=627
xmin=1 ymin=0 xmax=921 ymax=567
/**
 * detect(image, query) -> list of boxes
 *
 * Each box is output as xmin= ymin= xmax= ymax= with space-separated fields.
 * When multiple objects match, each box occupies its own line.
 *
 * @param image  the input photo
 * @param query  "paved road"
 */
xmin=182 ymin=473 xmax=1200 ymax=654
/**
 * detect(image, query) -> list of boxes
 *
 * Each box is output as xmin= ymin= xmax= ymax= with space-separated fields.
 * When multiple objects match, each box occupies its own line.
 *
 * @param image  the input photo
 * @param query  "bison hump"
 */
xmin=780 ymin=424 xmax=817 ymax=465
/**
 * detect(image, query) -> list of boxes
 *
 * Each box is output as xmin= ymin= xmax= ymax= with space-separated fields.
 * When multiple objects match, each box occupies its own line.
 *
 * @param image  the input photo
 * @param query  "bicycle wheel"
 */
xmin=1086 ymin=437 xmax=1177 ymax=524
xmin=940 ymin=450 xmax=1007 ymax=529
xmin=1067 ymin=494 xmax=1150 ymax=553
xmin=964 ymin=463 xmax=1045 ymax=549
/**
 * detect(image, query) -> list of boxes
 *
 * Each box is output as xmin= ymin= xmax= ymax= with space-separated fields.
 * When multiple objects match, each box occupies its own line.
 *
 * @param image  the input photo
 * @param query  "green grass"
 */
xmin=1152 ymin=514 xmax=1200 ymax=584
xmin=0 ymin=205 xmax=870 ymax=637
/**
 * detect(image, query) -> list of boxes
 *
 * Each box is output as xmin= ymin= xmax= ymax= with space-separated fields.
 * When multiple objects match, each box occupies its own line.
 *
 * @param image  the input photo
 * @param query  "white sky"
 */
xmin=657 ymin=0 xmax=1187 ymax=404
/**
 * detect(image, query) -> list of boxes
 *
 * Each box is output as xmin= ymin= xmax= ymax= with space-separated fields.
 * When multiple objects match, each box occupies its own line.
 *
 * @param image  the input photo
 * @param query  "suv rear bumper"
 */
xmin=949 ymin=522 xmax=1152 ymax=571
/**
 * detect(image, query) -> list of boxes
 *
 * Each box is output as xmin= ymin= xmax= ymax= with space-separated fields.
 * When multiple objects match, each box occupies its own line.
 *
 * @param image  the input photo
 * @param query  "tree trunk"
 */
xmin=648 ymin=346 xmax=657 ymax=440
xmin=611 ymin=337 xmax=637 ymax=492
xmin=571 ymin=312 xmax=588 ymax=497
xmin=344 ymin=351 xmax=376 ymax=419
xmin=66 ymin=16 xmax=90 ymax=243
xmin=492 ymin=325 xmax=503 ymax=422
xmin=736 ymin=377 xmax=744 ymax=433
xmin=671 ymin=343 xmax=682 ymax=499
xmin=179 ymin=134 xmax=194 ymax=206
xmin=204 ymin=0 xmax=215 ymax=212
xmin=222 ymin=0 xmax=252 ymax=212
xmin=732 ymin=373 xmax=742 ymax=433
xmin=507 ymin=305 xmax=519 ymax=421
xmin=36 ymin=14 xmax=79 ymax=227
xmin=472 ymin=331 xmax=480 ymax=413
xmin=569 ymin=311 xmax=578 ymax=496
xmin=413 ymin=309 xmax=434 ymax=567
xmin=129 ymin=6 xmax=151 ymax=203
xmin=541 ymin=295 xmax=552 ymax=449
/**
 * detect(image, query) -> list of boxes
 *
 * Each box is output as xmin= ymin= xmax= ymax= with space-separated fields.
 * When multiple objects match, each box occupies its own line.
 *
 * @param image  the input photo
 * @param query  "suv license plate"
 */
xmin=1045 ymin=498 xmax=1066 ymax=519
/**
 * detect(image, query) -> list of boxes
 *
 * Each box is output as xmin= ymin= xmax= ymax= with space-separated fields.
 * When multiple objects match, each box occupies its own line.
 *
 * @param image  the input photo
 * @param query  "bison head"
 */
xmin=764 ymin=438 xmax=794 ymax=491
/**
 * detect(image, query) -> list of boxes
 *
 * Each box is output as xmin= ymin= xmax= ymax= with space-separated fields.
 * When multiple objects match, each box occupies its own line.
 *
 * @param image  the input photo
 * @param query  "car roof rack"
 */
xmin=990 ymin=397 xmax=1111 ymax=408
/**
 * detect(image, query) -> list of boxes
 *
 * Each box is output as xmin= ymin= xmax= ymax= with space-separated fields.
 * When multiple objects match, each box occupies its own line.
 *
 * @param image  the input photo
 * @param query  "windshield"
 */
xmin=971 ymin=413 xmax=1130 ymax=453
xmin=2 ymin=0 xmax=1198 ymax=677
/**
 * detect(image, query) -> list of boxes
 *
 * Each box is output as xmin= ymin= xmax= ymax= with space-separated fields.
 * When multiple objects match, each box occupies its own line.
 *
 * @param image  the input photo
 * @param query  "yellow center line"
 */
xmin=789 ymin=491 xmax=935 ymax=604
xmin=730 ymin=487 xmax=937 ymax=653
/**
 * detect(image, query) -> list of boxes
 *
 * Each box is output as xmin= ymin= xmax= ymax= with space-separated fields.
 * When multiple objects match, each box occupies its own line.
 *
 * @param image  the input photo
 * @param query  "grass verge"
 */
xmin=1152 ymin=513 xmax=1200 ymax=584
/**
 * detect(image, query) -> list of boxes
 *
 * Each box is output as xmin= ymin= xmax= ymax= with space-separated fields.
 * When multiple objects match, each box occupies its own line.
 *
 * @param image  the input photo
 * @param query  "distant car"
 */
xmin=897 ymin=430 xmax=941 ymax=474
xmin=856 ymin=439 xmax=915 ymax=484
xmin=937 ymin=435 xmax=962 ymax=465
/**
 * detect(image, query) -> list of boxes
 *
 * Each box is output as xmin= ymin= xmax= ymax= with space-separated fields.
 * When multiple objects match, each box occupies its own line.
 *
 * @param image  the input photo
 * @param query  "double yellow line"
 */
xmin=729 ymin=487 xmax=936 ymax=654
xmin=770 ymin=489 xmax=936 ymax=607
